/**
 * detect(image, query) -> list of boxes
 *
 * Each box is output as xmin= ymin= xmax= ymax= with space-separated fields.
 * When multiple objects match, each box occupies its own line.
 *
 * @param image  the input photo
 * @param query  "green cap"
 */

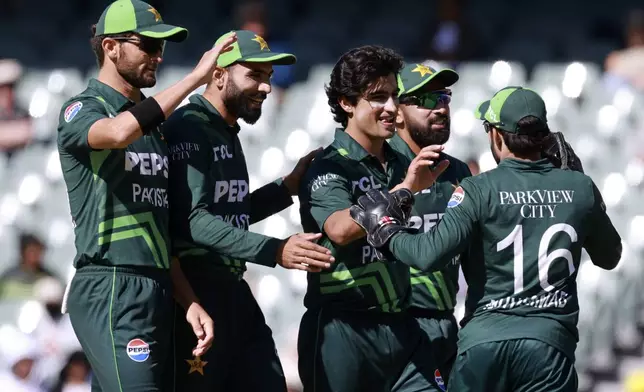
xmin=95 ymin=0 xmax=188 ymax=42
xmin=475 ymin=86 xmax=548 ymax=133
xmin=397 ymin=63 xmax=459 ymax=96
xmin=215 ymin=30 xmax=297 ymax=68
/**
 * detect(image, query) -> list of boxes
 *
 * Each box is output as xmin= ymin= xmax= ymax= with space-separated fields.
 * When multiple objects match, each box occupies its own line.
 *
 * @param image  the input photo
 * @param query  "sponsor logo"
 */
xmin=126 ymin=338 xmax=150 ymax=362
xmin=434 ymin=369 xmax=446 ymax=391
xmin=447 ymin=186 xmax=464 ymax=208
xmin=64 ymin=102 xmax=83 ymax=122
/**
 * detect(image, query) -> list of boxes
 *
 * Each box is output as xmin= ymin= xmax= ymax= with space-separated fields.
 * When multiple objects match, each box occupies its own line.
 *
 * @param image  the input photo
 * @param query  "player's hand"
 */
xmin=283 ymin=147 xmax=324 ymax=195
xmin=398 ymin=145 xmax=450 ymax=193
xmin=276 ymin=233 xmax=335 ymax=272
xmin=542 ymin=132 xmax=584 ymax=173
xmin=191 ymin=33 xmax=237 ymax=86
xmin=185 ymin=302 xmax=214 ymax=357
xmin=349 ymin=189 xmax=415 ymax=249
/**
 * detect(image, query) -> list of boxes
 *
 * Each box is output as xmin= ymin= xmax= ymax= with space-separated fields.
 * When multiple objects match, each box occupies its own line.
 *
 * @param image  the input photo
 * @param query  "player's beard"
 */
xmin=223 ymin=80 xmax=266 ymax=124
xmin=408 ymin=116 xmax=451 ymax=148
xmin=116 ymin=52 xmax=157 ymax=89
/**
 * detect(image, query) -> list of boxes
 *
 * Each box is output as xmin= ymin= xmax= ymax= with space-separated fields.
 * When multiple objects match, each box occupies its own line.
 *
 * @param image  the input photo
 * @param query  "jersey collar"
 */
xmin=498 ymin=158 xmax=555 ymax=171
xmin=332 ymin=128 xmax=398 ymax=163
xmin=188 ymin=94 xmax=241 ymax=134
xmin=87 ymin=79 xmax=142 ymax=111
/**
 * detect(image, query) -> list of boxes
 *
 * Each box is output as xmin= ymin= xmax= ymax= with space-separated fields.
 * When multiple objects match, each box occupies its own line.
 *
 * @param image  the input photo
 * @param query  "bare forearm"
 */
xmin=170 ymin=257 xmax=199 ymax=310
xmin=324 ymin=209 xmax=365 ymax=245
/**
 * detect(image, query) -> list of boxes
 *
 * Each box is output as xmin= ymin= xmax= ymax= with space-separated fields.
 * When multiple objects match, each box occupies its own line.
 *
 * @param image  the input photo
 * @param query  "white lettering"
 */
xmin=131 ymin=183 xmax=168 ymax=208
xmin=214 ymin=180 xmax=249 ymax=203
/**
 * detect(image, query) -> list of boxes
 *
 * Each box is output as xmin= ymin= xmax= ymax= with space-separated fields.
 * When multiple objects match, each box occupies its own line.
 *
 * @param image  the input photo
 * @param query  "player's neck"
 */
xmin=202 ymin=90 xmax=237 ymax=126
xmin=97 ymin=68 xmax=142 ymax=103
xmin=504 ymin=151 xmax=543 ymax=162
xmin=396 ymin=127 xmax=421 ymax=155
xmin=345 ymin=125 xmax=386 ymax=162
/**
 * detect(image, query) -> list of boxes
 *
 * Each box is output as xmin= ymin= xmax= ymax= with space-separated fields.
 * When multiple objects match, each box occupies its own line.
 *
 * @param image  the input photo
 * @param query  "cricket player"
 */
xmin=350 ymin=86 xmax=623 ymax=392
xmin=390 ymin=62 xmax=471 ymax=391
xmin=162 ymin=30 xmax=335 ymax=391
xmin=57 ymin=1 xmax=236 ymax=390
xmin=297 ymin=45 xmax=448 ymax=392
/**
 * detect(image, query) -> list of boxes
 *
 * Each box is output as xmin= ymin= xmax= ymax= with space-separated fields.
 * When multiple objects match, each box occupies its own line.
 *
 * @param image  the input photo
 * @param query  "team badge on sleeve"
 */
xmin=64 ymin=101 xmax=83 ymax=123
xmin=447 ymin=186 xmax=465 ymax=208
xmin=434 ymin=369 xmax=447 ymax=391
xmin=126 ymin=338 xmax=150 ymax=362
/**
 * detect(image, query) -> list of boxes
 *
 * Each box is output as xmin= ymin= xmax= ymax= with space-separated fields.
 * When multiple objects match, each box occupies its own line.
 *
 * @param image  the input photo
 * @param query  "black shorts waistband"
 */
xmin=407 ymin=307 xmax=455 ymax=320
xmin=75 ymin=264 xmax=170 ymax=282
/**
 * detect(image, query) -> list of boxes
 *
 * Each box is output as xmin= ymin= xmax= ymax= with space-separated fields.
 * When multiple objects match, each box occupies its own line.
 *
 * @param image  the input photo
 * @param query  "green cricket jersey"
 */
xmin=389 ymin=133 xmax=471 ymax=312
xmin=163 ymin=94 xmax=292 ymax=277
xmin=389 ymin=158 xmax=622 ymax=358
xmin=57 ymin=79 xmax=171 ymax=269
xmin=299 ymin=129 xmax=412 ymax=312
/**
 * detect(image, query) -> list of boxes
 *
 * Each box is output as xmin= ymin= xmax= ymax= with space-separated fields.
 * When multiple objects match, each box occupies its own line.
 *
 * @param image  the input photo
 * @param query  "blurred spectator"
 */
xmin=235 ymin=0 xmax=295 ymax=93
xmin=0 ymin=233 xmax=60 ymax=300
xmin=0 ymin=326 xmax=44 ymax=392
xmin=50 ymin=351 xmax=91 ymax=392
xmin=0 ymin=59 xmax=33 ymax=151
xmin=466 ymin=157 xmax=480 ymax=176
xmin=423 ymin=0 xmax=481 ymax=64
xmin=604 ymin=9 xmax=644 ymax=91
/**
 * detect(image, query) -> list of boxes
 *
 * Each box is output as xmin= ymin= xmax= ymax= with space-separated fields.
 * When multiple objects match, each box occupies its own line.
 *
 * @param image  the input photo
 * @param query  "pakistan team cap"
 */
xmin=215 ymin=30 xmax=297 ymax=68
xmin=475 ymin=86 xmax=548 ymax=133
xmin=397 ymin=63 xmax=459 ymax=96
xmin=95 ymin=0 xmax=188 ymax=42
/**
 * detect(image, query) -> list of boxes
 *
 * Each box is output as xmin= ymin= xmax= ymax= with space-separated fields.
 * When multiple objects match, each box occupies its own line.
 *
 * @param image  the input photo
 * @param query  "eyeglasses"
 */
xmin=400 ymin=90 xmax=451 ymax=109
xmin=484 ymin=121 xmax=492 ymax=133
xmin=110 ymin=36 xmax=165 ymax=55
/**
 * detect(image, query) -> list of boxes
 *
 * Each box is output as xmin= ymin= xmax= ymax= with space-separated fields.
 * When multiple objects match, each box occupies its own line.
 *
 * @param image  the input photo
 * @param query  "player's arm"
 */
xmin=583 ymin=181 xmax=622 ymax=270
xmin=166 ymin=115 xmax=283 ymax=267
xmin=248 ymin=179 xmax=293 ymax=224
xmin=388 ymin=182 xmax=480 ymax=272
xmin=84 ymin=35 xmax=237 ymax=150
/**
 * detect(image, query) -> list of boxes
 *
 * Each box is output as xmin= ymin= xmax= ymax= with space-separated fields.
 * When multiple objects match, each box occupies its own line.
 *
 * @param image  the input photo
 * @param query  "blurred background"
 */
xmin=1 ymin=0 xmax=644 ymax=391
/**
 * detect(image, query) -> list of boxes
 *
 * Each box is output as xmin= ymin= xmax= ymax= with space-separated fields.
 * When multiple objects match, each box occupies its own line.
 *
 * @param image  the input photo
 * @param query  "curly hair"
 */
xmin=325 ymin=45 xmax=404 ymax=127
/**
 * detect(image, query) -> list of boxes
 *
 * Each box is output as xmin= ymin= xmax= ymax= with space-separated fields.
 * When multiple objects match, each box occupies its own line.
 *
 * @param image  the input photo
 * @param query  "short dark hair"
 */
xmin=325 ymin=45 xmax=404 ymax=127
xmin=90 ymin=24 xmax=135 ymax=67
xmin=498 ymin=116 xmax=550 ymax=155
xmin=19 ymin=233 xmax=44 ymax=253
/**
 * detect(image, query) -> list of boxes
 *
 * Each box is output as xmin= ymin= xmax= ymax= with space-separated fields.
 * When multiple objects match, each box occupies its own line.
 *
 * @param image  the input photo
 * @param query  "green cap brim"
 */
xmin=239 ymin=52 xmax=297 ymax=65
xmin=136 ymin=24 xmax=189 ymax=42
xmin=403 ymin=68 xmax=459 ymax=95
xmin=475 ymin=100 xmax=490 ymax=120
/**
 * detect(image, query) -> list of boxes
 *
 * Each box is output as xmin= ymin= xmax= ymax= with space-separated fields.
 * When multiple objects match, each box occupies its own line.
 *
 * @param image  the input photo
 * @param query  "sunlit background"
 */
xmin=1 ymin=0 xmax=644 ymax=391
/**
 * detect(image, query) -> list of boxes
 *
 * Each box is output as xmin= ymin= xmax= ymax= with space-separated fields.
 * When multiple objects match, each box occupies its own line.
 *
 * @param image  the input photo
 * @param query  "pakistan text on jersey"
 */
xmin=499 ymin=190 xmax=575 ymax=219
xmin=214 ymin=180 xmax=248 ymax=203
xmin=125 ymin=152 xmax=169 ymax=178
xmin=132 ymin=184 xmax=168 ymax=208
xmin=169 ymin=142 xmax=200 ymax=161
xmin=214 ymin=214 xmax=250 ymax=229
xmin=483 ymin=289 xmax=571 ymax=311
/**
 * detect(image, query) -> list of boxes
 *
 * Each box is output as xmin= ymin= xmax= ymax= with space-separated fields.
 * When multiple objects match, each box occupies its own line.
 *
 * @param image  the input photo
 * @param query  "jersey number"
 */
xmin=496 ymin=224 xmax=578 ymax=295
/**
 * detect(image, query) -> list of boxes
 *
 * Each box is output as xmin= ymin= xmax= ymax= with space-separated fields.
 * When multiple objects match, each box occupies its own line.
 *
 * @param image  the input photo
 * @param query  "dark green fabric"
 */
xmin=449 ymin=339 xmax=578 ymax=392
xmin=298 ymin=308 xmax=437 ymax=392
xmin=475 ymin=87 xmax=547 ymax=133
xmin=397 ymin=63 xmax=459 ymax=96
xmin=389 ymin=158 xmax=622 ymax=361
xmin=58 ymin=79 xmax=171 ymax=269
xmin=95 ymin=0 xmax=188 ymax=42
xmin=163 ymin=94 xmax=289 ymax=275
xmin=67 ymin=265 xmax=173 ymax=392
xmin=298 ymin=129 xmax=412 ymax=313
xmin=174 ymin=273 xmax=285 ymax=391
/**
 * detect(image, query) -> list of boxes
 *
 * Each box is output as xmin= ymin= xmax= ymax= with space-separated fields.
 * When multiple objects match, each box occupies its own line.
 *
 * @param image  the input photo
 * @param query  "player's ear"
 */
xmin=103 ymin=38 xmax=119 ymax=63
xmin=492 ymin=128 xmax=504 ymax=150
xmin=339 ymin=96 xmax=354 ymax=115
xmin=212 ymin=66 xmax=227 ymax=89
xmin=395 ymin=105 xmax=405 ymax=128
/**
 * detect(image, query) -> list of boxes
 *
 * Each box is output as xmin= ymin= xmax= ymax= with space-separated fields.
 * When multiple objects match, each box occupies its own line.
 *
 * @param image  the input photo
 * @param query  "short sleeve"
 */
xmin=305 ymin=160 xmax=353 ymax=229
xmin=57 ymin=97 xmax=109 ymax=152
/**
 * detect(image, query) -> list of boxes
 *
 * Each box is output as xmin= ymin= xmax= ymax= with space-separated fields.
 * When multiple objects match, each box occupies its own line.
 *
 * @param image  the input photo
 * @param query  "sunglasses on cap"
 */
xmin=400 ymin=90 xmax=451 ymax=109
xmin=110 ymin=35 xmax=165 ymax=55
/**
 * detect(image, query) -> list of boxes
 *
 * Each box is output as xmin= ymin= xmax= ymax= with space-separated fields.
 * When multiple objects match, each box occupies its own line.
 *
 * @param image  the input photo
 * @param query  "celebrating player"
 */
xmin=350 ymin=86 xmax=623 ymax=391
xmin=390 ymin=62 xmax=472 ymax=389
xmin=57 ymin=1 xmax=237 ymax=390
xmin=162 ymin=30 xmax=335 ymax=391
xmin=297 ymin=45 xmax=448 ymax=392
